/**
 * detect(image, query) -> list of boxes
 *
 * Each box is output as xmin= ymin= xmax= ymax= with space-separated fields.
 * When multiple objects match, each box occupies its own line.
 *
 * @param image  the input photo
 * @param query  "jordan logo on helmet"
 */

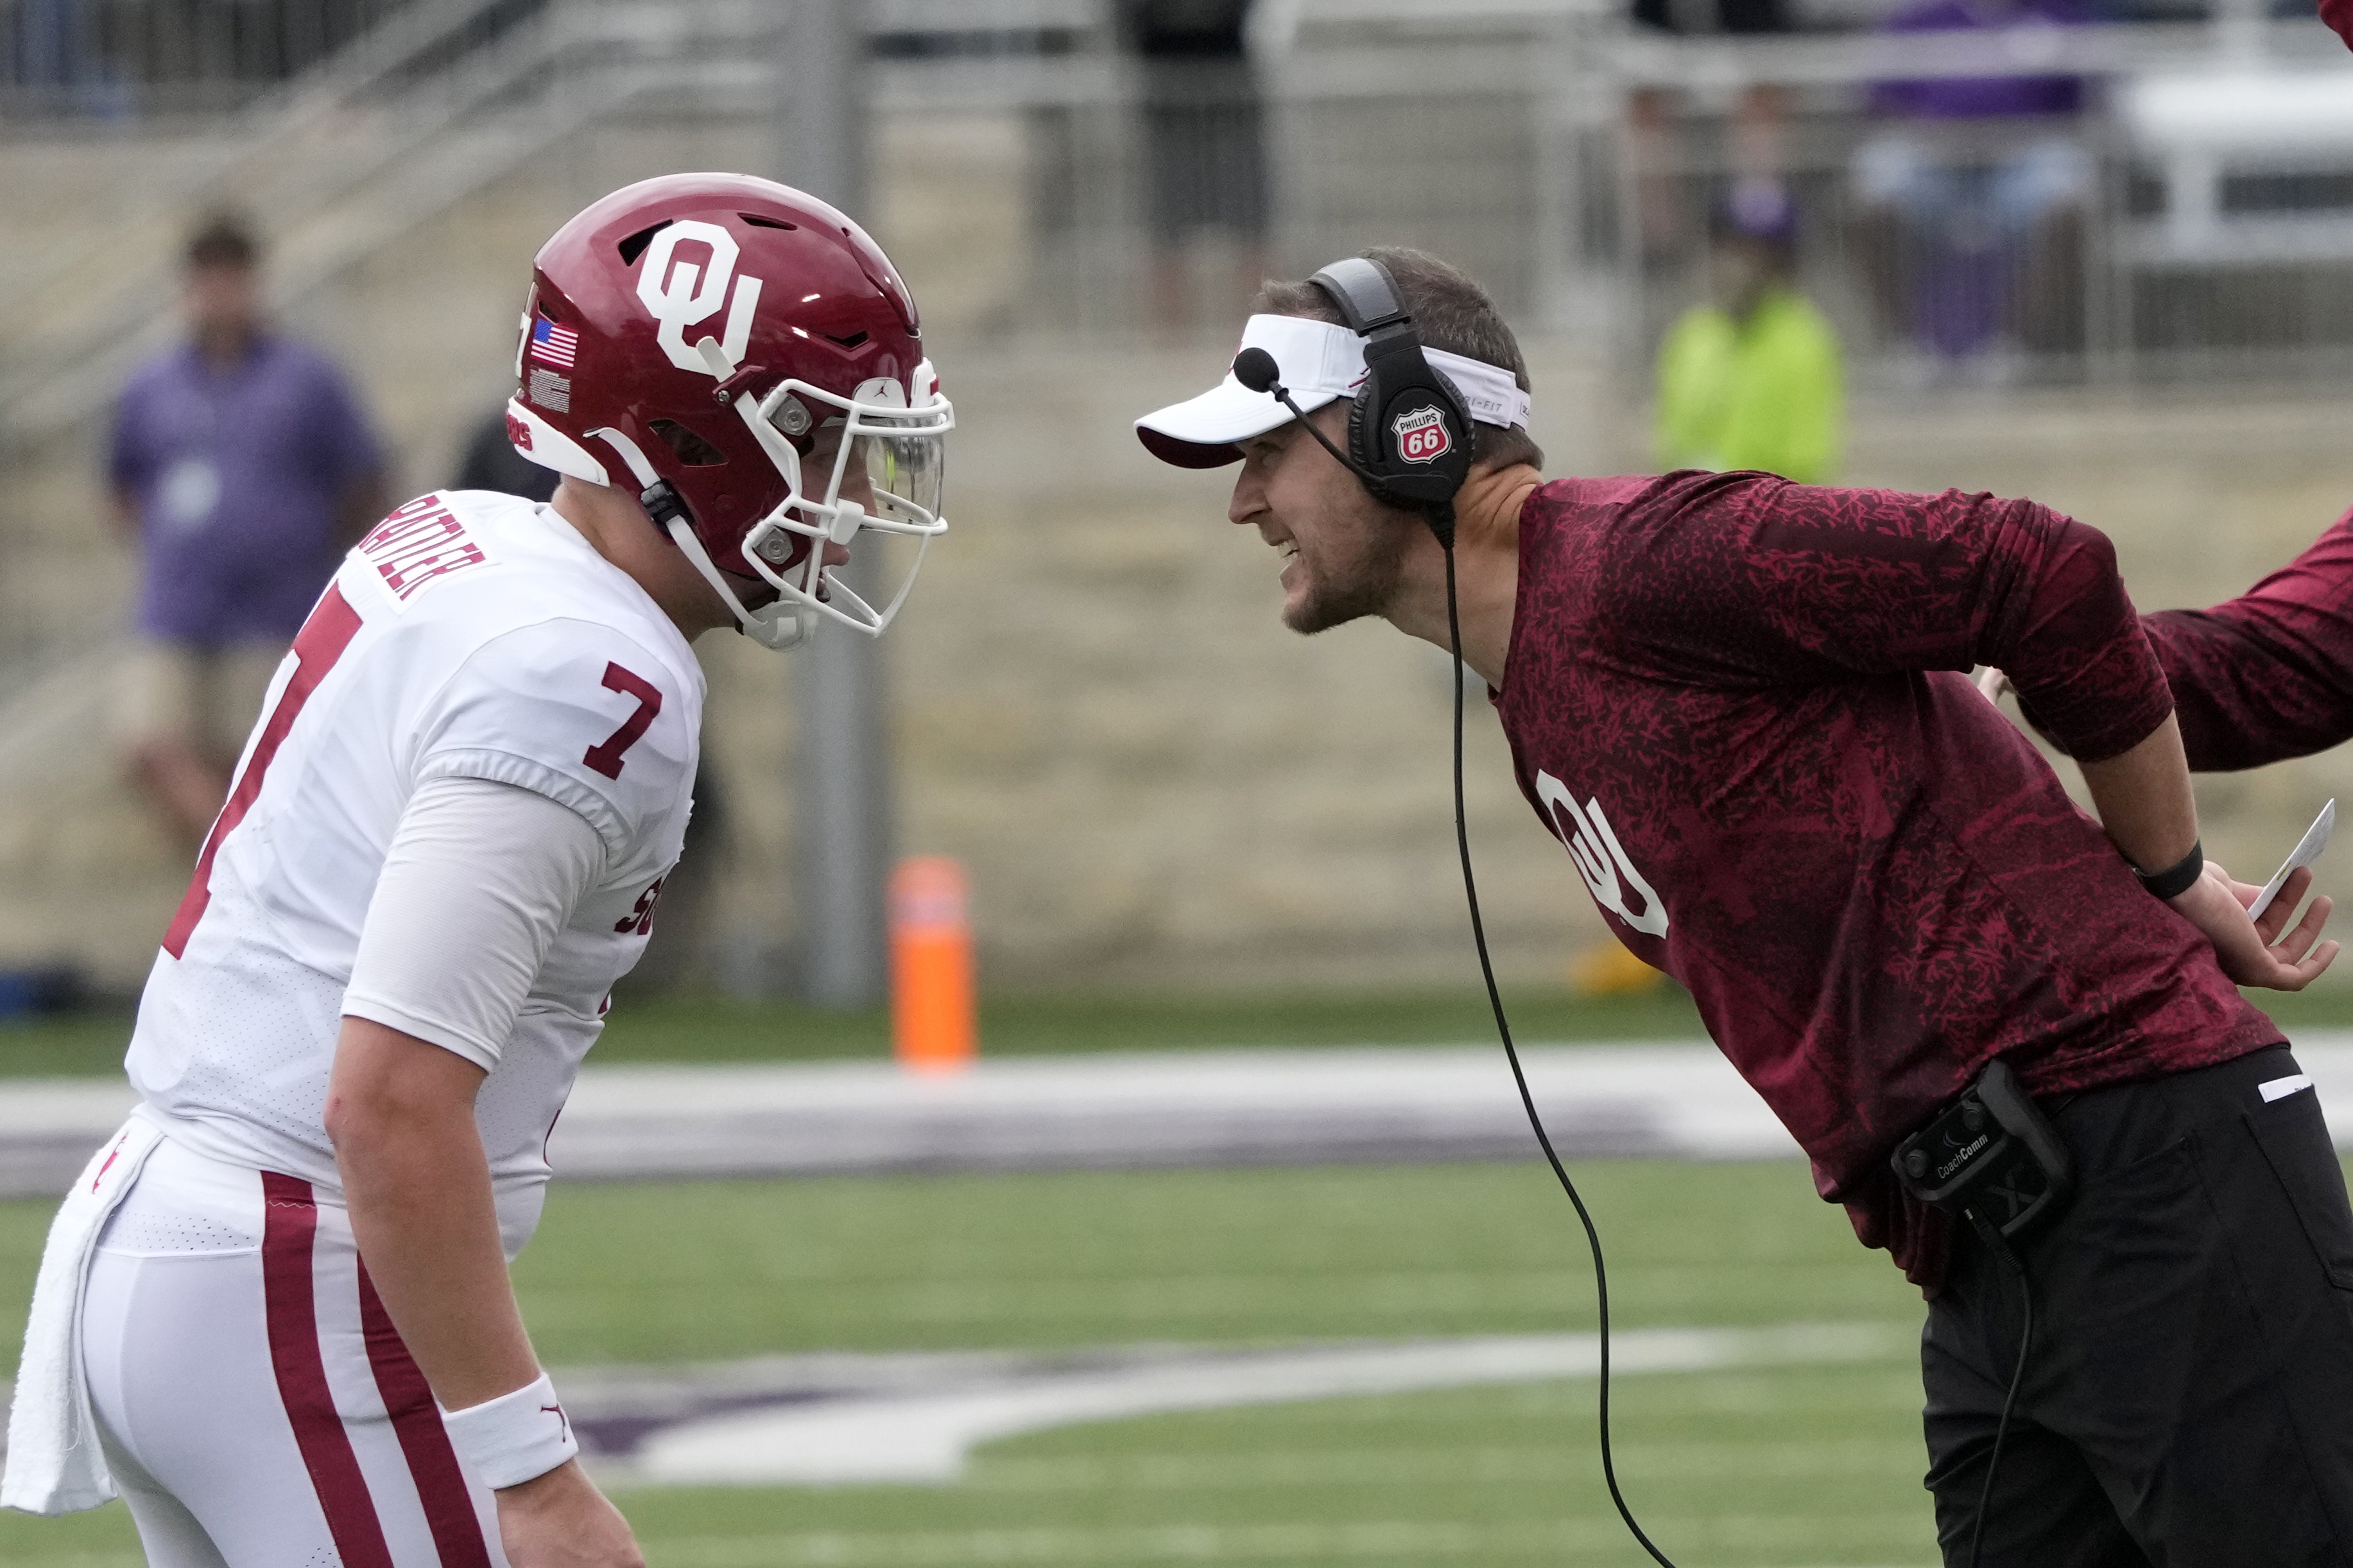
xmin=636 ymin=219 xmax=764 ymax=377
xmin=1392 ymin=405 xmax=1452 ymax=465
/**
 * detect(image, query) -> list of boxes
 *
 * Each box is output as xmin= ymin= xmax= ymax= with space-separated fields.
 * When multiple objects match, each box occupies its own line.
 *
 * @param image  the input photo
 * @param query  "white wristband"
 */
xmin=439 ymin=1372 xmax=578 ymax=1489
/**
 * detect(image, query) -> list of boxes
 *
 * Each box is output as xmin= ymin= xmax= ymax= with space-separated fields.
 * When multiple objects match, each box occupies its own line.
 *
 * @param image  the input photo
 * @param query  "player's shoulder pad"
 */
xmin=413 ymin=616 xmax=698 ymax=866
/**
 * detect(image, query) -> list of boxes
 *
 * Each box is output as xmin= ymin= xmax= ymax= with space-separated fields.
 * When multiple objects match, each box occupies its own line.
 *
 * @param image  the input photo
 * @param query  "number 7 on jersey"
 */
xmin=583 ymin=662 xmax=662 ymax=779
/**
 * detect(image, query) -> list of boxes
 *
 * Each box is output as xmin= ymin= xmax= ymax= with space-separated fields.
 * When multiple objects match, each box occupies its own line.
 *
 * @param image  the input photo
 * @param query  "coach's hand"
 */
xmin=497 ymin=1460 xmax=646 ymax=1568
xmin=2169 ymin=861 xmax=2339 ymax=990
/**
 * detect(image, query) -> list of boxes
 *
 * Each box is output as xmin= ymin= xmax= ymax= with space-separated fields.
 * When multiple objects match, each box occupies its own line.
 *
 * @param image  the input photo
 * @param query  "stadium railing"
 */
xmin=0 ymin=0 xmax=546 ymax=119
xmin=1584 ymin=15 xmax=2353 ymax=386
xmin=10 ymin=0 xmax=2353 ymax=701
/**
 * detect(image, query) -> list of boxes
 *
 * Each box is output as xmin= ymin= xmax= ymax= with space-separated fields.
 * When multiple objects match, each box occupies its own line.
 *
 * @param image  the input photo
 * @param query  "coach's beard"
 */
xmin=1281 ymin=514 xmax=1414 ymax=636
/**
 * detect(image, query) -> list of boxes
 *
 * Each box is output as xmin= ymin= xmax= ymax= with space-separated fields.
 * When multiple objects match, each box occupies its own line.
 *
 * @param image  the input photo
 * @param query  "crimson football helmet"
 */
xmin=504 ymin=173 xmax=951 ymax=648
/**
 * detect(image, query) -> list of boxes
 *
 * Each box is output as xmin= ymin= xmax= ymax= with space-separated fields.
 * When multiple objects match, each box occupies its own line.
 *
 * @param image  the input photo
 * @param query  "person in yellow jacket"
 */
xmin=1580 ymin=181 xmax=1844 ymax=998
xmin=1654 ymin=180 xmax=1845 ymax=485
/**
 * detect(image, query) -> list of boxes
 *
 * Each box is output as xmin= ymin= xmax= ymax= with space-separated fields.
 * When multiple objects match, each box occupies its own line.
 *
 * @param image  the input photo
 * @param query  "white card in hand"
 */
xmin=2249 ymin=799 xmax=2335 ymax=922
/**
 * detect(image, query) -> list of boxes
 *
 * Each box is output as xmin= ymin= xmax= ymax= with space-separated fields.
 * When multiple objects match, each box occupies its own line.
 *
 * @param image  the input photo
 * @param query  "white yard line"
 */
xmin=5 ymin=1322 xmax=1917 ymax=1491
xmin=3 ymin=1323 xmax=1918 ymax=1485
xmin=622 ymin=1322 xmax=1916 ymax=1486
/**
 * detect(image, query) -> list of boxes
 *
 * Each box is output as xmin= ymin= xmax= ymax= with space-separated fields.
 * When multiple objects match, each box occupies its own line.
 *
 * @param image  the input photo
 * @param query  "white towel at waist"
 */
xmin=2 ymin=1114 xmax=164 ymax=1515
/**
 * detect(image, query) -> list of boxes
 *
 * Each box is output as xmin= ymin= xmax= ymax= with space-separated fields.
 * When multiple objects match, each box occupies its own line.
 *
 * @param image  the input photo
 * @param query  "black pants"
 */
xmin=1923 ymin=1045 xmax=2353 ymax=1566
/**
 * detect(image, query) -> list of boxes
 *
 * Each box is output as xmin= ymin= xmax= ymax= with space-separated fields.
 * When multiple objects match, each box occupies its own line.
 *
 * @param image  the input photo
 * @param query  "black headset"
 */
xmin=1231 ymin=255 xmax=1474 ymax=547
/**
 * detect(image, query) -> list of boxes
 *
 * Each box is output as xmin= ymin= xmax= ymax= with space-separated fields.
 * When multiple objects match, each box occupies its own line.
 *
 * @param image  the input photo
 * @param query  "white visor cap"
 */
xmin=1135 ymin=314 xmax=1534 ymax=470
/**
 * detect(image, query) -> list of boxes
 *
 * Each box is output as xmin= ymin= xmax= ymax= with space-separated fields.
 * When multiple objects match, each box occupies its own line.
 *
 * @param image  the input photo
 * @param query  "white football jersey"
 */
xmin=125 ymin=490 xmax=703 ymax=1254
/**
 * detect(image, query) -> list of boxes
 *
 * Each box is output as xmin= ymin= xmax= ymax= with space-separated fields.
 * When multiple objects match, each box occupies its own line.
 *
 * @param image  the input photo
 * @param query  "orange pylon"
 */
xmin=890 ymin=856 xmax=976 ymax=1073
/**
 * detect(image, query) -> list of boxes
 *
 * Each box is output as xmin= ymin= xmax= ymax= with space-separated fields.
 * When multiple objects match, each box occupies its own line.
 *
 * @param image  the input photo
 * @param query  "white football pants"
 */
xmin=80 ymin=1135 xmax=508 ymax=1567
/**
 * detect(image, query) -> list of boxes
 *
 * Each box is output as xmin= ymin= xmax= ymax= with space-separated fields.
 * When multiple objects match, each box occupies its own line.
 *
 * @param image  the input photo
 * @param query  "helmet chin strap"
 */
xmin=664 ymin=517 xmax=812 ymax=650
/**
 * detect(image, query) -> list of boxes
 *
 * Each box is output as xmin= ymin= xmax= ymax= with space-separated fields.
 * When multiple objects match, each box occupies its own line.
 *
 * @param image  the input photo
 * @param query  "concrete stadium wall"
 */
xmin=6 ymin=112 xmax=2353 ymax=1003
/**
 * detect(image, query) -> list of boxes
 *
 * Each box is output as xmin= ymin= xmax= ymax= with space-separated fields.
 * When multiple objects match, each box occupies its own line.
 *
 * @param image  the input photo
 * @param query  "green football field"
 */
xmin=15 ymin=983 xmax=2350 ymax=1564
xmin=0 ymin=1158 xmax=1942 ymax=1567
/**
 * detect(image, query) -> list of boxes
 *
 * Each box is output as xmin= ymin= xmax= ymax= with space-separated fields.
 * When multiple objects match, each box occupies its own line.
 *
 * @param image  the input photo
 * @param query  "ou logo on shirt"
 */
xmin=1534 ymin=770 xmax=1669 ymax=938
xmin=637 ymin=219 xmax=764 ymax=377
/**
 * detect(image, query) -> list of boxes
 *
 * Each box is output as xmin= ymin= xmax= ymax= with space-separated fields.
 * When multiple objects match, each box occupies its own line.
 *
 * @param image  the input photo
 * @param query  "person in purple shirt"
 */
xmin=109 ymin=214 xmax=388 ymax=844
xmin=1853 ymin=0 xmax=2095 ymax=368
xmin=1137 ymin=245 xmax=2353 ymax=1563
xmin=1867 ymin=0 xmax=2090 ymax=121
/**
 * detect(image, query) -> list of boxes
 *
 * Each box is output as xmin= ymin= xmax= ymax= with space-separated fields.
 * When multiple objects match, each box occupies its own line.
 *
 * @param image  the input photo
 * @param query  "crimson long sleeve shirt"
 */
xmin=2141 ymin=510 xmax=2353 ymax=771
xmin=1499 ymin=472 xmax=2280 ymax=1289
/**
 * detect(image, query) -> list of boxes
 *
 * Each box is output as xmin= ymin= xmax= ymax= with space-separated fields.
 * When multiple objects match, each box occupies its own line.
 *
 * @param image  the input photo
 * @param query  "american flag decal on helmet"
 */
xmin=529 ymin=316 xmax=578 ymax=370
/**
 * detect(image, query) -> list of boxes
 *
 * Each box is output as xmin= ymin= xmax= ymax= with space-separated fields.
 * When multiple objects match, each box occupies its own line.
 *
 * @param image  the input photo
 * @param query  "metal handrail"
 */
xmin=1601 ymin=17 xmax=2346 ymax=90
xmin=1 ymin=0 xmax=546 ymax=311
xmin=0 ymin=0 xmax=774 ymax=442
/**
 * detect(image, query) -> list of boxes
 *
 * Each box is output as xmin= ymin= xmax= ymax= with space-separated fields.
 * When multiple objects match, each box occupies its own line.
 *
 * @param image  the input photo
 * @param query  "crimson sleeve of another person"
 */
xmin=2137 ymin=510 xmax=2353 ymax=771
xmin=2326 ymin=0 xmax=2353 ymax=55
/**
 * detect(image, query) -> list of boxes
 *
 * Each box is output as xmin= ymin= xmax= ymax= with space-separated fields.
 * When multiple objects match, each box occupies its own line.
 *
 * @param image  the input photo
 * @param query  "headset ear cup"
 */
xmin=1346 ymin=384 xmax=1385 ymax=484
xmin=1344 ymin=381 xmax=1420 ymax=511
xmin=1440 ymin=401 xmax=1472 ymax=493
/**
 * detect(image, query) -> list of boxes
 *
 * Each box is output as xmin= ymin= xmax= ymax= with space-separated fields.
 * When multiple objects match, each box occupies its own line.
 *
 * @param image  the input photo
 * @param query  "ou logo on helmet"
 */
xmin=1533 ymin=770 xmax=1669 ymax=938
xmin=636 ymin=220 xmax=764 ymax=377
xmin=1392 ymin=405 xmax=1452 ymax=465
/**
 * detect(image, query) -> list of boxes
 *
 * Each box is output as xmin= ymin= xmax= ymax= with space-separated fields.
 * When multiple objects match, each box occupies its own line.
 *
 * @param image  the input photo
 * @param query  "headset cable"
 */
xmin=1442 ymin=541 xmax=1682 ymax=1568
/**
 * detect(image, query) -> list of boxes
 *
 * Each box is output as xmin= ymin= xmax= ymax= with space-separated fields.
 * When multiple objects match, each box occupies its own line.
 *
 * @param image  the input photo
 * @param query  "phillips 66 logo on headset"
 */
xmin=1392 ymin=405 xmax=1452 ymax=464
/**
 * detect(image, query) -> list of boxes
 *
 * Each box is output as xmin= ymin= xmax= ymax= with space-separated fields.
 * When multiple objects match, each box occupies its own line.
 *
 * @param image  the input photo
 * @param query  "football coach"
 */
xmin=1135 ymin=246 xmax=2353 ymax=1565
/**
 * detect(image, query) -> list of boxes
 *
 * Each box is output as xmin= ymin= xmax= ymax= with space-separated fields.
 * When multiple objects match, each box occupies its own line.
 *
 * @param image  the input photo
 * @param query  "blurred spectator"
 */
xmin=1124 ymin=0 xmax=1268 ymax=331
xmin=1852 ymin=0 xmax=2093 ymax=371
xmin=454 ymin=406 xmax=557 ymax=502
xmin=1627 ymin=0 xmax=1792 ymax=266
xmin=1653 ymin=181 xmax=1845 ymax=485
xmin=108 ymin=214 xmax=388 ymax=845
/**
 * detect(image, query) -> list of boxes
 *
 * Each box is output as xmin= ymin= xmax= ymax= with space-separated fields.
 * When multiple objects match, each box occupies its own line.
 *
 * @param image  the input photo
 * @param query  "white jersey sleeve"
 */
xmin=342 ymin=777 xmax=606 ymax=1071
xmin=414 ymin=616 xmax=696 ymax=881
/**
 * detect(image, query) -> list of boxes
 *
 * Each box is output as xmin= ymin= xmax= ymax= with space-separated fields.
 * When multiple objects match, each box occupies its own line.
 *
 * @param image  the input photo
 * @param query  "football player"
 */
xmin=3 ymin=173 xmax=950 ymax=1568
xmin=1137 ymin=246 xmax=2353 ymax=1564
